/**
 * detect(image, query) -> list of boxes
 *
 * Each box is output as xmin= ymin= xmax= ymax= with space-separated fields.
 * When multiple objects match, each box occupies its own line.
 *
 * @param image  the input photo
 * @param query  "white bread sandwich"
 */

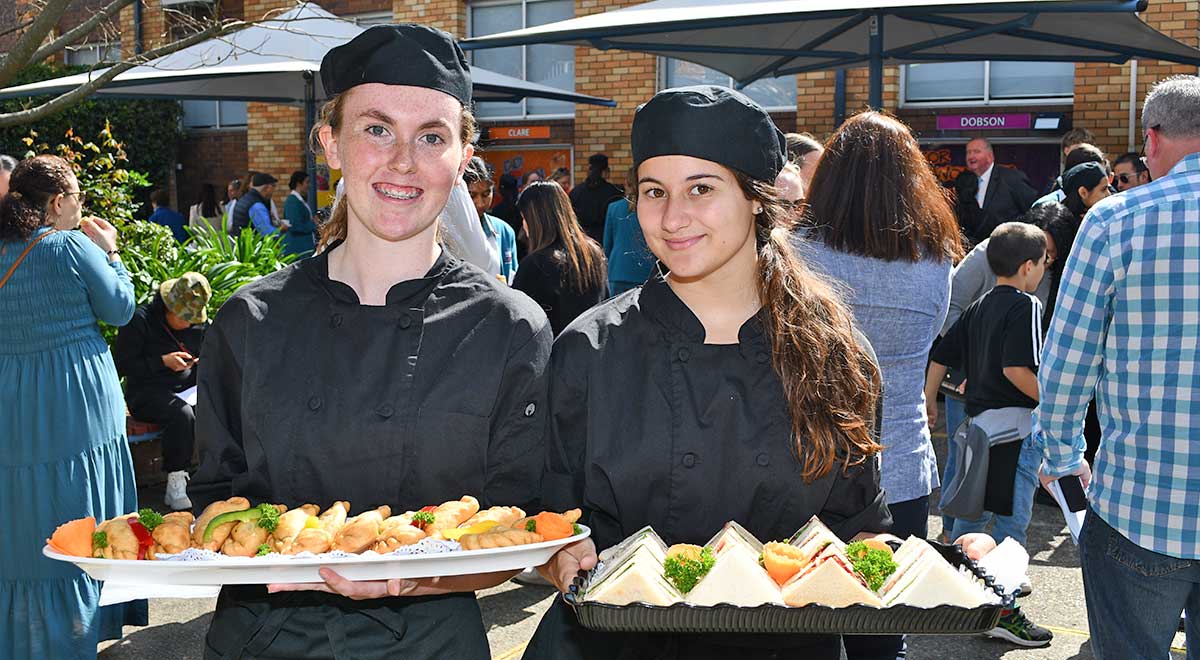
xmin=584 ymin=553 xmax=681 ymax=606
xmin=686 ymin=543 xmax=783 ymax=607
xmin=781 ymin=544 xmax=883 ymax=608
xmin=704 ymin=520 xmax=763 ymax=557
xmin=879 ymin=538 xmax=1000 ymax=608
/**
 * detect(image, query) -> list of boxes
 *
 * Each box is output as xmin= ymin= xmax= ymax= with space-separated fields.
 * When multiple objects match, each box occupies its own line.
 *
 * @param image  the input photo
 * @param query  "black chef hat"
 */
xmin=631 ymin=85 xmax=787 ymax=183
xmin=321 ymin=24 xmax=472 ymax=106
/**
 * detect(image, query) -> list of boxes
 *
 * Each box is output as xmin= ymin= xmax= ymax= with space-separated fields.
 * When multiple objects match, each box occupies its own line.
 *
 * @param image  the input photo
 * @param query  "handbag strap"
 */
xmin=0 ymin=228 xmax=59 ymax=292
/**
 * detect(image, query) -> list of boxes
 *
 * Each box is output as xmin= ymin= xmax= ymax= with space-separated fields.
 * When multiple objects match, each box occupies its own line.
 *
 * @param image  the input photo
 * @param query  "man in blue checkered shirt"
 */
xmin=1038 ymin=75 xmax=1200 ymax=660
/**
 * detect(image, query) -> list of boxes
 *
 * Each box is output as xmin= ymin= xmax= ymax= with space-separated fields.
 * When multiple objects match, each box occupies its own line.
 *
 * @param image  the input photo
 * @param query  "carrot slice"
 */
xmin=47 ymin=517 xmax=96 ymax=557
xmin=529 ymin=512 xmax=574 ymax=541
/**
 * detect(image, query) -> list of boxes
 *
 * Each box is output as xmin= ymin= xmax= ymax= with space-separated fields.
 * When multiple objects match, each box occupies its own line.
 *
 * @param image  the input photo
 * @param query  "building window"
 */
xmin=347 ymin=10 xmax=393 ymax=26
xmin=902 ymin=61 xmax=1074 ymax=105
xmin=663 ymin=59 xmax=797 ymax=111
xmin=182 ymin=100 xmax=247 ymax=129
xmin=468 ymin=0 xmax=576 ymax=119
xmin=64 ymin=43 xmax=121 ymax=66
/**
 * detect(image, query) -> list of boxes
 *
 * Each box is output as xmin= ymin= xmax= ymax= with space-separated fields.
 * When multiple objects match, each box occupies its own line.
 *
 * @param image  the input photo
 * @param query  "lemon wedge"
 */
xmin=441 ymin=520 xmax=500 ymax=541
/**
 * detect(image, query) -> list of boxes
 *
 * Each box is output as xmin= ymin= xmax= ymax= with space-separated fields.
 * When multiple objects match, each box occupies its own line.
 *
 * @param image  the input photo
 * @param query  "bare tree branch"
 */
xmin=28 ymin=0 xmax=139 ymax=66
xmin=0 ymin=19 xmax=249 ymax=128
xmin=0 ymin=17 xmax=36 ymax=41
xmin=0 ymin=0 xmax=79 ymax=89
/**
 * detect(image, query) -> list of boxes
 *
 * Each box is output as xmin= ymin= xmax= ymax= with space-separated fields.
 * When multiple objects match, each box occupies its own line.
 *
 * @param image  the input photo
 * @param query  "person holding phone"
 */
xmin=114 ymin=272 xmax=211 ymax=510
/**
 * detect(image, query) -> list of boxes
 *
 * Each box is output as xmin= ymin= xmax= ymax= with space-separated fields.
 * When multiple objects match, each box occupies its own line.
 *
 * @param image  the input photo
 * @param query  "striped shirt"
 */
xmin=1039 ymin=152 xmax=1200 ymax=559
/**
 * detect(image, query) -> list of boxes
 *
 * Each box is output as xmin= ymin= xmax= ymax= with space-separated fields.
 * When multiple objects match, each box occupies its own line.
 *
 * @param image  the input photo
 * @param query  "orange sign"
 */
xmin=481 ymin=147 xmax=573 ymax=201
xmin=489 ymin=125 xmax=552 ymax=140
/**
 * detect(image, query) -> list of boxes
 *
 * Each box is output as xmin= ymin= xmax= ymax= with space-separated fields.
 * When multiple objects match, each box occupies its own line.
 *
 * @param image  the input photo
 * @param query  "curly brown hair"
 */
xmin=0 ymin=155 xmax=75 ymax=242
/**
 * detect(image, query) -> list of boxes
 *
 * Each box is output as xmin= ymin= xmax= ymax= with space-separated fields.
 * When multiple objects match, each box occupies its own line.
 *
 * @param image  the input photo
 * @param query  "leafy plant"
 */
xmin=22 ymin=121 xmax=150 ymax=227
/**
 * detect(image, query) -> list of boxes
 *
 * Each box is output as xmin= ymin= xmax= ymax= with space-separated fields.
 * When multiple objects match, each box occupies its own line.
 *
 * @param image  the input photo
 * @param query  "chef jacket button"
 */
xmin=756 ymin=351 xmax=769 ymax=364
xmin=398 ymin=314 xmax=413 ymax=329
xmin=376 ymin=404 xmax=394 ymax=418
xmin=682 ymin=452 xmax=697 ymax=468
xmin=307 ymin=396 xmax=323 ymax=411
xmin=524 ymin=403 xmax=537 ymax=417
xmin=756 ymin=453 xmax=770 ymax=467
xmin=330 ymin=313 xmax=343 ymax=328
xmin=676 ymin=347 xmax=690 ymax=362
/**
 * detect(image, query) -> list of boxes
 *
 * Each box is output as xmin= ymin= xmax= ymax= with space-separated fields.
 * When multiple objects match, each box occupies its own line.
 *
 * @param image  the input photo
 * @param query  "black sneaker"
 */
xmin=985 ymin=608 xmax=1053 ymax=647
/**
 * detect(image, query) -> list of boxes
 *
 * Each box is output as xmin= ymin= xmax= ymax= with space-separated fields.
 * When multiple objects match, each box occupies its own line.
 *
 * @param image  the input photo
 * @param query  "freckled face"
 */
xmin=320 ymin=84 xmax=472 ymax=243
xmin=636 ymin=155 xmax=758 ymax=284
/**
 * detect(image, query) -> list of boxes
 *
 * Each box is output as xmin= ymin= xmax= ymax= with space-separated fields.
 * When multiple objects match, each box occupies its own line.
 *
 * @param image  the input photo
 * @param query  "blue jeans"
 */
xmin=939 ymin=397 xmax=967 ymax=537
xmin=951 ymin=433 xmax=1039 ymax=547
xmin=1079 ymin=507 xmax=1199 ymax=660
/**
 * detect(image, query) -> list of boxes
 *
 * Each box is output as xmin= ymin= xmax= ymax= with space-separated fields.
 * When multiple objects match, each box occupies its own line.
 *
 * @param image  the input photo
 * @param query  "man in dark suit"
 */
xmin=954 ymin=137 xmax=1039 ymax=244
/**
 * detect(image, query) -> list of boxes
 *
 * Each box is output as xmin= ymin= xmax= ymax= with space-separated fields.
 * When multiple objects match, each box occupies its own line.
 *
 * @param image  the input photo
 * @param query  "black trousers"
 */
xmin=128 ymin=389 xmax=195 ymax=473
xmin=842 ymin=494 xmax=930 ymax=660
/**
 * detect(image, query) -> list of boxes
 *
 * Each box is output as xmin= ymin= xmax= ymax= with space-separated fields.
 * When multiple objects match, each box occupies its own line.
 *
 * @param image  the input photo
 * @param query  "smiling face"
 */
xmin=319 ymin=84 xmax=472 ymax=244
xmin=636 ymin=155 xmax=759 ymax=284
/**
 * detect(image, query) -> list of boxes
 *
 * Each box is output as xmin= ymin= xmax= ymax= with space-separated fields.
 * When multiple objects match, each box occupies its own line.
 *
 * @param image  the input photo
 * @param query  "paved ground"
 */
xmin=98 ymin=403 xmax=1189 ymax=659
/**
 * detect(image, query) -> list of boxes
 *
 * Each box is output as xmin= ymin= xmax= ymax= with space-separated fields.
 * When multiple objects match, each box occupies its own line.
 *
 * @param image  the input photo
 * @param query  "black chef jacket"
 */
xmin=193 ymin=244 xmax=552 ymax=660
xmin=524 ymin=274 xmax=892 ymax=660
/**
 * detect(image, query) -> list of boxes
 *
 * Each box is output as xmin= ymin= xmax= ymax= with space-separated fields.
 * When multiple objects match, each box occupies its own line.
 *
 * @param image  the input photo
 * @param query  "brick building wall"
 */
xmin=1073 ymin=0 xmax=1200 ymax=158
xmin=81 ymin=0 xmax=1200 ymax=225
xmin=177 ymin=129 xmax=248 ymax=211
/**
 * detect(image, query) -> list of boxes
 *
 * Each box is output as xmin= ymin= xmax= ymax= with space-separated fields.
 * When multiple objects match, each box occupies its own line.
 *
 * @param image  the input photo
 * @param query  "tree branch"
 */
xmin=28 ymin=0 xmax=139 ymax=67
xmin=0 ymin=0 xmax=80 ymax=89
xmin=0 ymin=19 xmax=249 ymax=129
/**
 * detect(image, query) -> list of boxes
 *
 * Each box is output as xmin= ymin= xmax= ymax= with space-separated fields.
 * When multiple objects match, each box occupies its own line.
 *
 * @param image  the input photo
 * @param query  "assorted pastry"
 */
xmin=46 ymin=496 xmax=584 ymax=560
xmin=583 ymin=517 xmax=1001 ymax=610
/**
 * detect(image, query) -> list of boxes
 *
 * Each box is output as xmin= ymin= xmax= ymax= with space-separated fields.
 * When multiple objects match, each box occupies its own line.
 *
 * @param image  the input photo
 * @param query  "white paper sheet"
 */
xmin=1046 ymin=480 xmax=1087 ymax=544
xmin=174 ymin=385 xmax=197 ymax=406
xmin=975 ymin=537 xmax=1030 ymax=597
xmin=99 ymin=581 xmax=219 ymax=606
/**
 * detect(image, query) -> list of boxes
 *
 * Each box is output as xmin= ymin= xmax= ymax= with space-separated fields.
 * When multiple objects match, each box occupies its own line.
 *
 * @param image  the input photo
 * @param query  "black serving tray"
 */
xmin=564 ymin=541 xmax=1011 ymax=635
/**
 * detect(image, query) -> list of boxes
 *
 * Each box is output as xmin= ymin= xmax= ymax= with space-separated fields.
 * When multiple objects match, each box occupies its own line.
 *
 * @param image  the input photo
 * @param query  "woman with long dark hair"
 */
xmin=524 ymin=86 xmax=895 ymax=660
xmin=792 ymin=110 xmax=964 ymax=658
xmin=512 ymin=181 xmax=607 ymax=333
xmin=189 ymin=182 xmax=222 ymax=234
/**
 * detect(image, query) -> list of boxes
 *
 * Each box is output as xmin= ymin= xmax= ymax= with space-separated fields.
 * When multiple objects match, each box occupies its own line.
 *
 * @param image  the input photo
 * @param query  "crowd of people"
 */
xmin=1 ymin=21 xmax=1197 ymax=660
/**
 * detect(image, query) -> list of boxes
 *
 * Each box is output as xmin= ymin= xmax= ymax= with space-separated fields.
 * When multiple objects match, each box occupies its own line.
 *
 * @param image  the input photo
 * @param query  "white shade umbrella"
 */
xmin=462 ymin=0 xmax=1200 ymax=108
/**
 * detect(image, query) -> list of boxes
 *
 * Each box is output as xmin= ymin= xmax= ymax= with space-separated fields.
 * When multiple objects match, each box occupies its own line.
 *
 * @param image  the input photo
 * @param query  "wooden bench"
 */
xmin=126 ymin=416 xmax=166 ymax=487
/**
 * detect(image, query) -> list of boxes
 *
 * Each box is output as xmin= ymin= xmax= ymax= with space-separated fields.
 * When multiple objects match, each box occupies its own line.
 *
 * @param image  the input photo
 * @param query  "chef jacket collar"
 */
xmin=641 ymin=268 xmax=767 ymax=345
xmin=310 ymin=240 xmax=455 ymax=306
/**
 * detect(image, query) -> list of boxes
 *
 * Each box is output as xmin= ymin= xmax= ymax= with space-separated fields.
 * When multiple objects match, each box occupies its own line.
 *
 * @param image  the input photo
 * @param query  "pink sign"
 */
xmin=937 ymin=113 xmax=1031 ymax=131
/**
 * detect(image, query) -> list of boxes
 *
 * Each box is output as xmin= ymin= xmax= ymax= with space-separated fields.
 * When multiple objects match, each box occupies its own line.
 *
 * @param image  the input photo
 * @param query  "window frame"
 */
xmin=63 ymin=42 xmax=121 ymax=66
xmin=181 ymin=100 xmax=248 ymax=130
xmin=658 ymin=57 xmax=797 ymax=113
xmin=346 ymin=10 xmax=393 ymax=26
xmin=467 ymin=0 xmax=576 ymax=121
xmin=899 ymin=61 xmax=1074 ymax=108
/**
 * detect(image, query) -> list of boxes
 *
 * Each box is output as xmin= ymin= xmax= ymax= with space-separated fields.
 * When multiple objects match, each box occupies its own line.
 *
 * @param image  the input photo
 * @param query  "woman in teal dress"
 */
xmin=0 ymin=155 xmax=147 ymax=659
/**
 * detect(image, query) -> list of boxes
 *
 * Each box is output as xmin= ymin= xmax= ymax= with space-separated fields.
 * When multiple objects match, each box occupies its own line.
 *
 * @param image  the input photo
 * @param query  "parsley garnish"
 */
xmin=663 ymin=547 xmax=715 ymax=594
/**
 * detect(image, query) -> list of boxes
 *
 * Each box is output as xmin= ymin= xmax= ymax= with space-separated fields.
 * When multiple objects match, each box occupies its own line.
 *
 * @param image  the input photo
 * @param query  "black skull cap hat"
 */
xmin=631 ymin=85 xmax=787 ymax=183
xmin=321 ymin=24 xmax=471 ymax=105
